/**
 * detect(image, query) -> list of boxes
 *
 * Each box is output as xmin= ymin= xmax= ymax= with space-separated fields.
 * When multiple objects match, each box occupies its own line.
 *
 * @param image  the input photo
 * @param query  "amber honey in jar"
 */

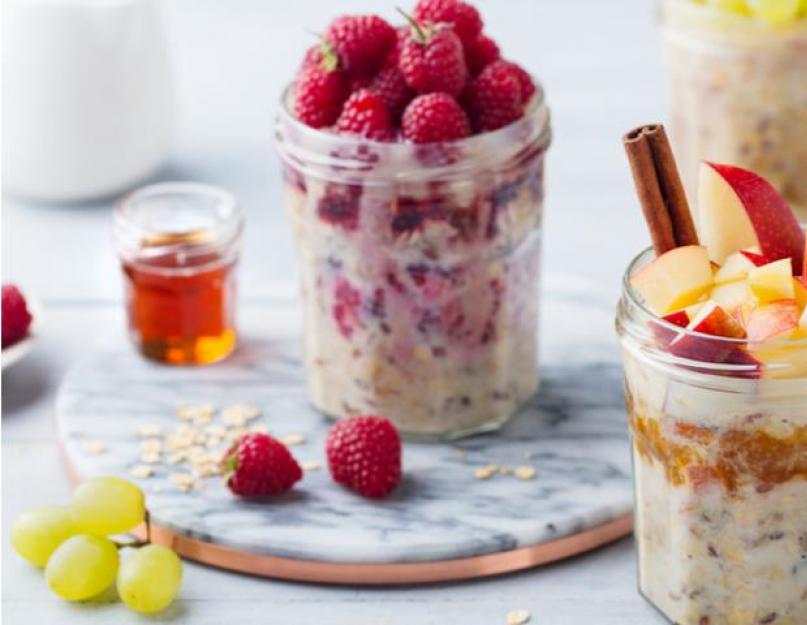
xmin=114 ymin=183 xmax=243 ymax=365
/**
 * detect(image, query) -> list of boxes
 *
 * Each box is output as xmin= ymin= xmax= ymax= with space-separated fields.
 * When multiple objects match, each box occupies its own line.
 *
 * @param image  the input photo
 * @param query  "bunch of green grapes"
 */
xmin=11 ymin=476 xmax=183 ymax=614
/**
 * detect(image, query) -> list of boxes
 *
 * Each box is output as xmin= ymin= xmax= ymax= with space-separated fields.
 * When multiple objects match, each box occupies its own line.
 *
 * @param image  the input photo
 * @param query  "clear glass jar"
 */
xmin=661 ymin=0 xmax=807 ymax=215
xmin=114 ymin=182 xmax=243 ymax=365
xmin=616 ymin=247 xmax=807 ymax=625
xmin=274 ymin=86 xmax=551 ymax=440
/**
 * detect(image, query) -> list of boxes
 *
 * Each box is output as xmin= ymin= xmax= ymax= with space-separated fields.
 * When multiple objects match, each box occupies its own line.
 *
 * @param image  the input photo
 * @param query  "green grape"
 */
xmin=71 ymin=476 xmax=145 ymax=535
xmin=117 ymin=545 xmax=183 ymax=614
xmin=45 ymin=535 xmax=119 ymax=601
xmin=11 ymin=505 xmax=80 ymax=567
xmin=747 ymin=0 xmax=800 ymax=23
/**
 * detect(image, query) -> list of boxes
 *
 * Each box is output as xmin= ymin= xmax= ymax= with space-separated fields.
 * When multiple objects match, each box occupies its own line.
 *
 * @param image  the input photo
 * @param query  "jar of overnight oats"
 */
xmin=660 ymin=0 xmax=807 ymax=215
xmin=616 ymin=247 xmax=807 ymax=625
xmin=275 ymin=86 xmax=551 ymax=440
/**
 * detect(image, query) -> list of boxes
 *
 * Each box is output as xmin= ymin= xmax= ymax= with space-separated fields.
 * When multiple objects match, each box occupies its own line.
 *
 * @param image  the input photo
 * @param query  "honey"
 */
xmin=115 ymin=183 xmax=242 ymax=365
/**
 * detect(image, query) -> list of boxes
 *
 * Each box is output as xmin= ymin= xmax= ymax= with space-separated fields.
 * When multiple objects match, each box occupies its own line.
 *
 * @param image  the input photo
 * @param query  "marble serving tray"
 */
xmin=56 ymin=285 xmax=634 ymax=583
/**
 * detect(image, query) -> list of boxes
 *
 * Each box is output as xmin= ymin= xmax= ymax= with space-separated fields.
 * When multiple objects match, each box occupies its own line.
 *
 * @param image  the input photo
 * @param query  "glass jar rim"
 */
xmin=114 ymin=182 xmax=243 ymax=262
xmin=274 ymin=79 xmax=551 ymax=183
xmin=622 ymin=246 xmax=807 ymax=349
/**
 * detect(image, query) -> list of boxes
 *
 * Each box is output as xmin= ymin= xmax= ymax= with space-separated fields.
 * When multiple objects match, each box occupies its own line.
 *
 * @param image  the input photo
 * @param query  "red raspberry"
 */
xmin=336 ymin=89 xmax=393 ymax=140
xmin=294 ymin=64 xmax=349 ymax=129
xmin=402 ymin=93 xmax=470 ymax=143
xmin=221 ymin=433 xmax=302 ymax=498
xmin=2 ymin=285 xmax=32 ymax=348
xmin=504 ymin=60 xmax=536 ymax=103
xmin=399 ymin=19 xmax=467 ymax=97
xmin=326 ymin=416 xmax=402 ymax=499
xmin=413 ymin=0 xmax=483 ymax=48
xmin=464 ymin=33 xmax=500 ymax=76
xmin=367 ymin=66 xmax=414 ymax=121
xmin=465 ymin=59 xmax=524 ymax=132
xmin=384 ymin=25 xmax=411 ymax=68
xmin=325 ymin=15 xmax=396 ymax=78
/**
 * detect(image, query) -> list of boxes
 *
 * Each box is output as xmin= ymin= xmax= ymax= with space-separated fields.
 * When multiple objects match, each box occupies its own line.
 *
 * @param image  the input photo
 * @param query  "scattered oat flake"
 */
xmin=176 ymin=403 xmax=215 ymax=421
xmin=474 ymin=464 xmax=498 ymax=480
xmin=129 ymin=465 xmax=154 ymax=478
xmin=140 ymin=452 xmax=161 ymax=464
xmin=82 ymin=441 xmax=107 ymax=455
xmin=515 ymin=465 xmax=537 ymax=481
xmin=221 ymin=403 xmax=260 ymax=426
xmin=141 ymin=438 xmax=162 ymax=453
xmin=507 ymin=609 xmax=530 ymax=625
xmin=169 ymin=473 xmax=195 ymax=492
xmin=282 ymin=433 xmax=306 ymax=446
xmin=136 ymin=424 xmax=162 ymax=437
xmin=250 ymin=423 xmax=270 ymax=435
xmin=167 ymin=451 xmax=187 ymax=465
xmin=302 ymin=461 xmax=322 ymax=471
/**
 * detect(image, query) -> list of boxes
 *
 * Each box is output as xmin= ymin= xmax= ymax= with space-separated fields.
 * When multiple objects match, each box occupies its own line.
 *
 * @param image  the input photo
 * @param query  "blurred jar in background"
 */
xmin=3 ymin=0 xmax=173 ymax=202
xmin=114 ymin=183 xmax=243 ymax=366
xmin=661 ymin=0 xmax=807 ymax=215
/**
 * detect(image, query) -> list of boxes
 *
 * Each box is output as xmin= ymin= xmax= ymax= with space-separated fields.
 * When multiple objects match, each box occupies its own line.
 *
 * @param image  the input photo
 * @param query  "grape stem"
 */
xmin=114 ymin=510 xmax=153 ymax=550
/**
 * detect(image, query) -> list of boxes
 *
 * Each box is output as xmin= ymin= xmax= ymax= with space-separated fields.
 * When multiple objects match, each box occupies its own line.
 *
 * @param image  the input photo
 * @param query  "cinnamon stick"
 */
xmin=644 ymin=125 xmax=698 ymax=247
xmin=623 ymin=124 xmax=698 ymax=254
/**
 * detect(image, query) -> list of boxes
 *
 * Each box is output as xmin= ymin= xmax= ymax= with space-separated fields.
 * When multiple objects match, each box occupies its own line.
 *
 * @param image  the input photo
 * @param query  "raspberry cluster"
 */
xmin=293 ymin=0 xmax=536 ymax=144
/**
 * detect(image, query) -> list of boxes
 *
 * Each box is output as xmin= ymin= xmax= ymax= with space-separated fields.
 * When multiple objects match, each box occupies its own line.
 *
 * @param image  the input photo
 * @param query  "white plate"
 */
xmin=2 ymin=297 xmax=40 ymax=371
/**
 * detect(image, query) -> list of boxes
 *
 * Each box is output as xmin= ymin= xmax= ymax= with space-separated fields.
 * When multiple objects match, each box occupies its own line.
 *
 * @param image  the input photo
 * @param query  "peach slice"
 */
xmin=748 ymin=258 xmax=794 ymax=303
xmin=630 ymin=245 xmax=713 ymax=315
xmin=697 ymin=162 xmax=805 ymax=270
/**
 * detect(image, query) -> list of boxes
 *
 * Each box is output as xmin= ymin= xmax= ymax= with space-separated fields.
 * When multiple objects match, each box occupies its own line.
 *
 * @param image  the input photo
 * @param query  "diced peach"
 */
xmin=748 ymin=258 xmax=794 ymax=302
xmin=630 ymin=246 xmax=713 ymax=315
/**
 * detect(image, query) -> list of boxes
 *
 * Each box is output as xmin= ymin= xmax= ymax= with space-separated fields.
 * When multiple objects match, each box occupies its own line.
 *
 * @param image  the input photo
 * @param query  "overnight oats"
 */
xmin=620 ymin=126 xmax=806 ymax=624
xmin=275 ymin=1 xmax=551 ymax=439
xmin=661 ymin=0 xmax=807 ymax=214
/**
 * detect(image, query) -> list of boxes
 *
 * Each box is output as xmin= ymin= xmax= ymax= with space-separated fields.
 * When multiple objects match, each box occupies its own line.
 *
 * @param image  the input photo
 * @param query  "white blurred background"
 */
xmin=2 ymin=0 xmax=661 ymax=305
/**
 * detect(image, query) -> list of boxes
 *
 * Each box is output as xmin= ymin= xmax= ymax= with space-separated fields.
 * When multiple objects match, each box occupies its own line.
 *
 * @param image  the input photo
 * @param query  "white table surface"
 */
xmin=2 ymin=0 xmax=667 ymax=622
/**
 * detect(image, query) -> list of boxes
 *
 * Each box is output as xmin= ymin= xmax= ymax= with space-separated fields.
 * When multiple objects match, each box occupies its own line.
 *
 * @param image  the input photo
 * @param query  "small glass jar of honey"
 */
xmin=114 ymin=182 xmax=243 ymax=365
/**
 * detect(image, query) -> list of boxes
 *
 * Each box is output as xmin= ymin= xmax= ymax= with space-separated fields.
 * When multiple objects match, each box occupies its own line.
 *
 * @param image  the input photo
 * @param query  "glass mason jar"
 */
xmin=275 ymin=86 xmax=551 ymax=440
xmin=114 ymin=182 xmax=243 ymax=365
xmin=661 ymin=0 xmax=807 ymax=215
xmin=616 ymin=248 xmax=807 ymax=625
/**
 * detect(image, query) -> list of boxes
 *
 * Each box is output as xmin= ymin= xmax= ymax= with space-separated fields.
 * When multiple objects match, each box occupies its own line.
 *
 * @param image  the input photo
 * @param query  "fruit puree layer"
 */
xmin=622 ymin=350 xmax=807 ymax=625
xmin=281 ymin=123 xmax=548 ymax=438
xmin=662 ymin=0 xmax=807 ymax=214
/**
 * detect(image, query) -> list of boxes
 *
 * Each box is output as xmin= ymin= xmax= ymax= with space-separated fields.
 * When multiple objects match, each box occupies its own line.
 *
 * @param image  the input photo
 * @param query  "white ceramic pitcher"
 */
xmin=3 ymin=0 xmax=174 ymax=202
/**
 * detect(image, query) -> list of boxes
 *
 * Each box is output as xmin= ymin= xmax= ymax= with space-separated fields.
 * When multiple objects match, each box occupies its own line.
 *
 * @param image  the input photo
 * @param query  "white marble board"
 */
xmin=55 ymin=285 xmax=634 ymax=578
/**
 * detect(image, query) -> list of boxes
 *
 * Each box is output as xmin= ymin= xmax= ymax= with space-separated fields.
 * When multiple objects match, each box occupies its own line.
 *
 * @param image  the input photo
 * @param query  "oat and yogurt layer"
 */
xmin=278 ymin=109 xmax=549 ymax=438
xmin=619 ymin=161 xmax=807 ymax=625
xmin=275 ymin=1 xmax=551 ymax=438
xmin=662 ymin=0 xmax=807 ymax=215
